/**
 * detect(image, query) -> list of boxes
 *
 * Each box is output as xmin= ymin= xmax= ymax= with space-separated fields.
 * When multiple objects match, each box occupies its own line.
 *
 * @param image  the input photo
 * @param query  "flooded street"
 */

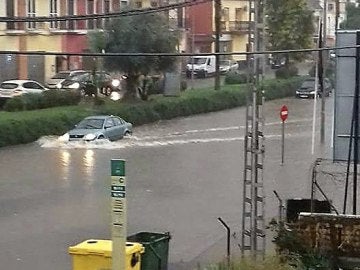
xmin=0 ymin=96 xmax=333 ymax=270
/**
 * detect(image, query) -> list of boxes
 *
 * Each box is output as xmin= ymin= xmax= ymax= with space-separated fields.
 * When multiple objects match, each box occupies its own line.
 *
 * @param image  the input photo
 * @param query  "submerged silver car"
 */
xmin=61 ymin=115 xmax=132 ymax=142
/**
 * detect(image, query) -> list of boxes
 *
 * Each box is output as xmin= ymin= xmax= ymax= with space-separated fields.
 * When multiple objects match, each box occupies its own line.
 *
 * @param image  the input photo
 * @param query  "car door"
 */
xmin=22 ymin=81 xmax=46 ymax=94
xmin=103 ymin=117 xmax=117 ymax=141
xmin=112 ymin=117 xmax=125 ymax=140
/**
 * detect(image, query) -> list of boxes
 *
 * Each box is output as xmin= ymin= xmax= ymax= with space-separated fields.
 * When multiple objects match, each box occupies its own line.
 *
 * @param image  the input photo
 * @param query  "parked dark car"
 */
xmin=56 ymin=71 xmax=119 ymax=96
xmin=296 ymin=77 xmax=333 ymax=98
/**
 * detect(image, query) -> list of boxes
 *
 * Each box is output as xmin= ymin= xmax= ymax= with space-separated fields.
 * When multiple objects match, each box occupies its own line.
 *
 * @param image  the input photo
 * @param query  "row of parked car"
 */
xmin=0 ymin=70 xmax=122 ymax=101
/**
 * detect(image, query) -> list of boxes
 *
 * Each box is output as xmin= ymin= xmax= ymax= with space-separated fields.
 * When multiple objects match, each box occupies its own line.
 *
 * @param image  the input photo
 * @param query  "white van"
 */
xmin=186 ymin=55 xmax=216 ymax=78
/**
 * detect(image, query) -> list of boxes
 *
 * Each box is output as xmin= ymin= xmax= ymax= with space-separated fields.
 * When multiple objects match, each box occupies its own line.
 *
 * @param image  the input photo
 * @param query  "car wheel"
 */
xmin=124 ymin=131 xmax=132 ymax=137
xmin=98 ymin=135 xmax=105 ymax=140
xmin=80 ymin=88 xmax=86 ymax=96
xmin=106 ymin=86 xmax=112 ymax=96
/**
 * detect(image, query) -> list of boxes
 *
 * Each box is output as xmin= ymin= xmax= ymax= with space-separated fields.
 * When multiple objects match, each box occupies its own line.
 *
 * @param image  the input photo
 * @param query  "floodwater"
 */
xmin=0 ymin=96 xmax=334 ymax=270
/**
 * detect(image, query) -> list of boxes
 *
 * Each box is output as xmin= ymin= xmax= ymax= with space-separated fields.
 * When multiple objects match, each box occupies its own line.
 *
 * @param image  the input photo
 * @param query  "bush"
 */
xmin=3 ymin=90 xmax=81 ymax=112
xmin=180 ymin=80 xmax=187 ymax=91
xmin=224 ymin=71 xmax=248 ymax=84
xmin=3 ymin=97 xmax=25 ymax=112
xmin=147 ymin=76 xmax=165 ymax=95
xmin=275 ymin=65 xmax=299 ymax=79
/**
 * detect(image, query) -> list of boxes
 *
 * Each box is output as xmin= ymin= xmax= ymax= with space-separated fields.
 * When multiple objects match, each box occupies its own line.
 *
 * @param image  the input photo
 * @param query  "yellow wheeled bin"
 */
xmin=69 ymin=239 xmax=144 ymax=270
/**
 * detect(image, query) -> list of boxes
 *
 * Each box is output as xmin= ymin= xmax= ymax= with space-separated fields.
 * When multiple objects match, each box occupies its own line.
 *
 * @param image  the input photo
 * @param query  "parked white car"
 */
xmin=219 ymin=60 xmax=239 ymax=74
xmin=0 ymin=80 xmax=48 ymax=100
xmin=186 ymin=55 xmax=216 ymax=78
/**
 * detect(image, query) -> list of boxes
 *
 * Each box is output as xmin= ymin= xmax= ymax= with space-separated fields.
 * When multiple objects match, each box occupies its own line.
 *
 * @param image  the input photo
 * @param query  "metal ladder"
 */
xmin=240 ymin=93 xmax=266 ymax=259
xmin=240 ymin=0 xmax=266 ymax=258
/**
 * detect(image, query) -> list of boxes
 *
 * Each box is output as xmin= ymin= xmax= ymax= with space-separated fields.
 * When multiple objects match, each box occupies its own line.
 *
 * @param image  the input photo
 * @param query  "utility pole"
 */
xmin=241 ymin=0 xmax=266 ymax=260
xmin=320 ymin=0 xmax=327 ymax=144
xmin=214 ymin=0 xmax=221 ymax=90
xmin=335 ymin=0 xmax=339 ymax=30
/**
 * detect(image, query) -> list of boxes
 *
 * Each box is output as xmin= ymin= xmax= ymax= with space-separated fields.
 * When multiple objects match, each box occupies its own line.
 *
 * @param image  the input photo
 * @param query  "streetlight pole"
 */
xmin=320 ymin=0 xmax=327 ymax=144
xmin=214 ymin=0 xmax=221 ymax=90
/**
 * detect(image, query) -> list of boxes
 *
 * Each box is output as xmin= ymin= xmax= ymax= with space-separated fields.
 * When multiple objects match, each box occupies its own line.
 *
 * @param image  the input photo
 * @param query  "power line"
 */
xmin=0 ymin=0 xmax=212 ymax=22
xmin=0 ymin=44 xmax=357 ymax=57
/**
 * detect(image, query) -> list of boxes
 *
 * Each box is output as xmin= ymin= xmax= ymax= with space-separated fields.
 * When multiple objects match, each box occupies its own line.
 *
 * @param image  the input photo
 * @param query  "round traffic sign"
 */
xmin=280 ymin=105 xmax=288 ymax=122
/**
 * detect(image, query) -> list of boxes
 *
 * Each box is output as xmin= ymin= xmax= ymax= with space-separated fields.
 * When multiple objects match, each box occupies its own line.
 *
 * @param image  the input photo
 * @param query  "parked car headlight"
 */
xmin=310 ymin=91 xmax=316 ymax=94
xmin=56 ymin=83 xmax=62 ymax=89
xmin=111 ymin=79 xmax=120 ymax=87
xmin=84 ymin=133 xmax=97 ymax=141
xmin=69 ymin=82 xmax=80 ymax=89
xmin=59 ymin=133 xmax=70 ymax=142
xmin=110 ymin=91 xmax=121 ymax=101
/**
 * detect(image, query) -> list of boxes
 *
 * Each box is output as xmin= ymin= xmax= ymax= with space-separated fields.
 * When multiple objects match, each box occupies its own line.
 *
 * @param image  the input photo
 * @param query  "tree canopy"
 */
xmin=88 ymin=12 xmax=179 ymax=99
xmin=104 ymin=13 xmax=179 ymax=75
xmin=340 ymin=2 xmax=360 ymax=29
xmin=265 ymin=0 xmax=314 ymax=62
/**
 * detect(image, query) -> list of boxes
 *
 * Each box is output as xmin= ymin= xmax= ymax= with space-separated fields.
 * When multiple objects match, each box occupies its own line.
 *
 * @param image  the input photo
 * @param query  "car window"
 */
xmin=220 ymin=60 xmax=230 ymax=66
xmin=77 ymin=119 xmax=104 ymax=129
xmin=112 ymin=117 xmax=121 ymax=126
xmin=23 ymin=82 xmax=43 ymax=89
xmin=52 ymin=72 xmax=70 ymax=79
xmin=105 ymin=118 xmax=115 ymax=128
xmin=71 ymin=73 xmax=90 ymax=82
xmin=0 ymin=83 xmax=18 ymax=89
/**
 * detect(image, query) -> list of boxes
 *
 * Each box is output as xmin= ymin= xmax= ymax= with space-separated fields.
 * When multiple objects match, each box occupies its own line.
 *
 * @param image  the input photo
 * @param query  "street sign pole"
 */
xmin=281 ymin=120 xmax=285 ymax=165
xmin=111 ymin=159 xmax=126 ymax=270
xmin=280 ymin=105 xmax=288 ymax=165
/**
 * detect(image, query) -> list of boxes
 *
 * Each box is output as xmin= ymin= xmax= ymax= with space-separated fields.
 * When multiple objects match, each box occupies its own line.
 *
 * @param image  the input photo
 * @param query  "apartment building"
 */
xmin=218 ymin=0 xmax=249 ymax=62
xmin=310 ymin=0 xmax=357 ymax=46
xmin=1 ymin=0 xmax=186 ymax=83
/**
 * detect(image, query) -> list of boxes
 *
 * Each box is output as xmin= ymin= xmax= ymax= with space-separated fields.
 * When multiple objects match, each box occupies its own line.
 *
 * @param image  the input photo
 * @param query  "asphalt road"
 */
xmin=0 ymin=94 xmax=333 ymax=270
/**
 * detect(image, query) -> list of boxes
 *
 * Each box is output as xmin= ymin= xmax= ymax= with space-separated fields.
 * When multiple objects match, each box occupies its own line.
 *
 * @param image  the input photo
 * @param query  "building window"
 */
xmin=66 ymin=0 xmax=75 ymax=30
xmin=27 ymin=0 xmax=36 ymax=29
xmin=221 ymin=8 xmax=229 ymax=21
xmin=135 ymin=1 xmax=142 ymax=8
xmin=87 ymin=0 xmax=95 ymax=29
xmin=50 ymin=0 xmax=58 ymax=29
xmin=328 ymin=3 xmax=334 ymax=11
xmin=150 ymin=1 xmax=158 ymax=7
xmin=6 ymin=0 xmax=15 ymax=30
xmin=104 ymin=0 xmax=111 ymax=28
xmin=120 ymin=0 xmax=128 ymax=8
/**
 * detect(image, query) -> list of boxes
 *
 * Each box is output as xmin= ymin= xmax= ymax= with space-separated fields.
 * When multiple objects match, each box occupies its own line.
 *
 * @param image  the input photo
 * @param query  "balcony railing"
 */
xmin=221 ymin=21 xmax=252 ymax=33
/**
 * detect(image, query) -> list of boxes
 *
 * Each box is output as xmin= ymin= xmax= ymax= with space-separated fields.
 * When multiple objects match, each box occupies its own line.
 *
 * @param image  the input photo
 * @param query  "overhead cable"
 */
xmin=0 ymin=45 xmax=356 ymax=57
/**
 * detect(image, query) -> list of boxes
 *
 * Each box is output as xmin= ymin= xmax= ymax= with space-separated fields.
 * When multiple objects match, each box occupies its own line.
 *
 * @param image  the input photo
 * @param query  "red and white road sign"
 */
xmin=280 ymin=105 xmax=288 ymax=122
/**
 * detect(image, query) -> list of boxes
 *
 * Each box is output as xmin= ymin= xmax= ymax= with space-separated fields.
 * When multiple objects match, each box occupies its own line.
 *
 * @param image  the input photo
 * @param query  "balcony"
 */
xmin=221 ymin=21 xmax=252 ymax=34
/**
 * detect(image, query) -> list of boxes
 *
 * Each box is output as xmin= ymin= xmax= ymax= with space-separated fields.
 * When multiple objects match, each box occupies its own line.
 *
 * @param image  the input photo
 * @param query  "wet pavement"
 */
xmin=0 ymin=95 xmax=333 ymax=270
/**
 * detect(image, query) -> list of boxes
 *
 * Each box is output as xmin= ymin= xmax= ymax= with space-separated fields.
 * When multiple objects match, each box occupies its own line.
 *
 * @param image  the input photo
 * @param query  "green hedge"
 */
xmin=0 ymin=77 xmax=304 ymax=147
xmin=3 ymin=90 xmax=81 ymax=112
xmin=224 ymin=71 xmax=248 ymax=85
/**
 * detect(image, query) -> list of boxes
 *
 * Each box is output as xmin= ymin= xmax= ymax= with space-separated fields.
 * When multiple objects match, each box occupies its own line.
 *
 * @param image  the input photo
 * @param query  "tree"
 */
xmin=340 ymin=2 xmax=360 ymax=29
xmin=265 ymin=0 xmax=314 ymax=64
xmin=88 ymin=13 xmax=179 ymax=100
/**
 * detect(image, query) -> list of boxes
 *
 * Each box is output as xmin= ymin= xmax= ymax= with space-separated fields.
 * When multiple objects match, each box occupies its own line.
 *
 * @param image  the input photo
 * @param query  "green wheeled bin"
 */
xmin=127 ymin=232 xmax=171 ymax=270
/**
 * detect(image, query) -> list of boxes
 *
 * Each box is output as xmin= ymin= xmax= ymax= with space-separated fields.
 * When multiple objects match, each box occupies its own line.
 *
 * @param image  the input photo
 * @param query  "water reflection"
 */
xmin=59 ymin=150 xmax=71 ymax=185
xmin=83 ymin=149 xmax=95 ymax=184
